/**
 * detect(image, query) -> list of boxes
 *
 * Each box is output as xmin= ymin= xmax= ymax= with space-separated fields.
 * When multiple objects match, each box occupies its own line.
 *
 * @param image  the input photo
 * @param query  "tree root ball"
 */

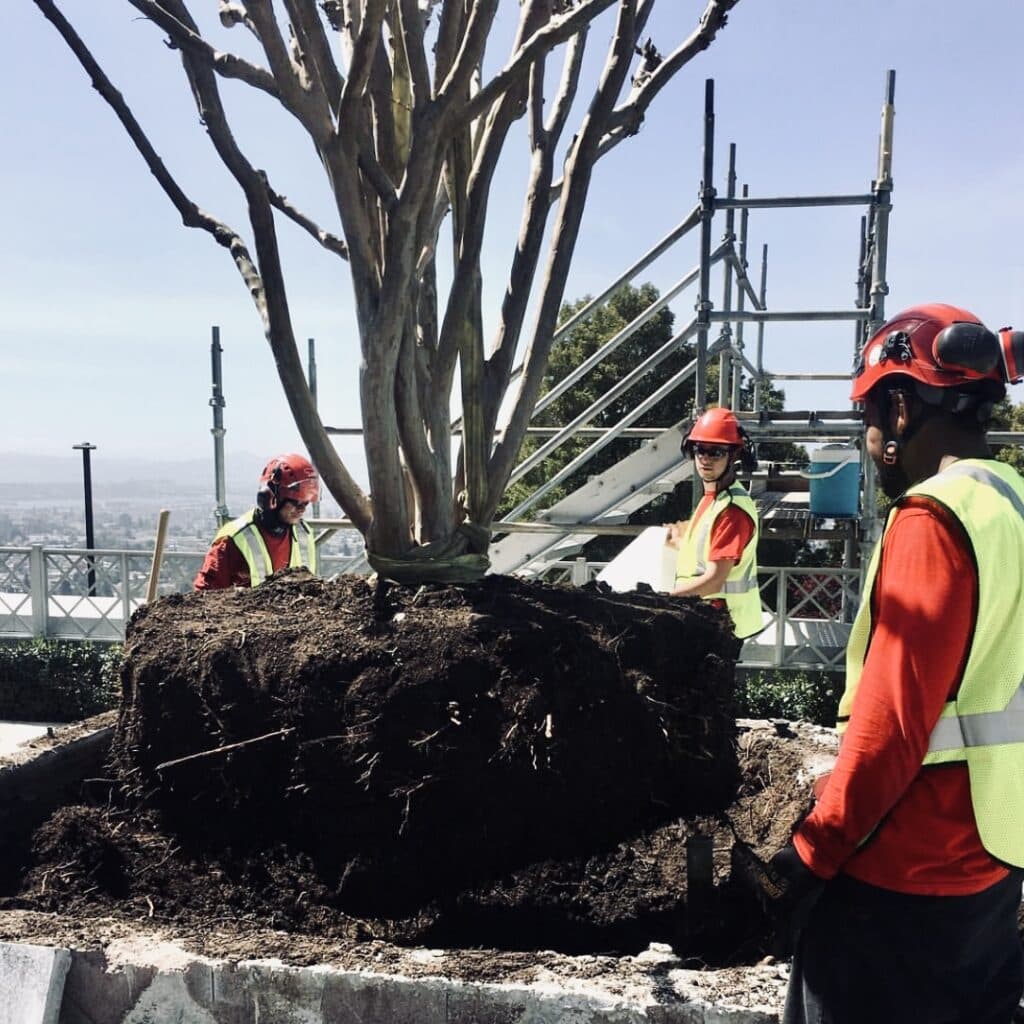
xmin=114 ymin=571 xmax=741 ymax=918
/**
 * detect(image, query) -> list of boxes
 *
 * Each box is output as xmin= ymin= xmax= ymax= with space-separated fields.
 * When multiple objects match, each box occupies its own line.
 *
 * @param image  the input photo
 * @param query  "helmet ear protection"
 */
xmin=256 ymin=462 xmax=282 ymax=512
xmin=938 ymin=322 xmax=1024 ymax=384
xmin=998 ymin=327 xmax=1024 ymax=384
xmin=932 ymin=322 xmax=1001 ymax=378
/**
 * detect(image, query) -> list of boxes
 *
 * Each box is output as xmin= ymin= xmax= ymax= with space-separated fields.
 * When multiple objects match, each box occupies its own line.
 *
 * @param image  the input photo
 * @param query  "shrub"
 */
xmin=0 ymin=639 xmax=122 ymax=722
xmin=735 ymin=669 xmax=841 ymax=727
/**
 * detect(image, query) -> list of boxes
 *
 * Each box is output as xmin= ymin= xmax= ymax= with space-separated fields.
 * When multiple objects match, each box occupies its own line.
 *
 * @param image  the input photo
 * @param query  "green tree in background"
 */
xmin=992 ymin=397 xmax=1024 ymax=477
xmin=498 ymin=283 xmax=687 ymax=520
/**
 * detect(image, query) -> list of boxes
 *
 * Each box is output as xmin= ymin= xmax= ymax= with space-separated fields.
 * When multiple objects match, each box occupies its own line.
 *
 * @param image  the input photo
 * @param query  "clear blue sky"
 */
xmin=3 ymin=1 xmax=1022 ymax=485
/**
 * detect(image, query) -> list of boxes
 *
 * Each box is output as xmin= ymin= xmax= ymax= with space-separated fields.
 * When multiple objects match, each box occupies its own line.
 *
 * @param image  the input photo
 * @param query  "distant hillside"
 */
xmin=3 ymin=451 xmax=271 ymax=494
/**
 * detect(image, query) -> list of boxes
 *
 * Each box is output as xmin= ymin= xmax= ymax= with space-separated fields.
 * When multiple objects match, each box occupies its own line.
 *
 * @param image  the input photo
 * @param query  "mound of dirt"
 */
xmin=1 ymin=572 xmax=831 ymax=963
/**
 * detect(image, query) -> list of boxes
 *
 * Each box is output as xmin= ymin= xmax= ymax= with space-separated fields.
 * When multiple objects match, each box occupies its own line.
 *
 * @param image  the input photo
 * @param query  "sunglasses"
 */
xmin=693 ymin=444 xmax=729 ymax=458
xmin=282 ymin=499 xmax=310 ymax=509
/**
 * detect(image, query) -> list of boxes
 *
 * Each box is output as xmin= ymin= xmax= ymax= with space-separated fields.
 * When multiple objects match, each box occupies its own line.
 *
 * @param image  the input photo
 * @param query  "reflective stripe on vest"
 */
xmin=215 ymin=511 xmax=317 ymax=587
xmin=675 ymin=484 xmax=762 ymax=637
xmin=689 ymin=509 xmax=758 ymax=594
xmin=838 ymin=458 xmax=1024 ymax=866
xmin=927 ymin=678 xmax=1024 ymax=754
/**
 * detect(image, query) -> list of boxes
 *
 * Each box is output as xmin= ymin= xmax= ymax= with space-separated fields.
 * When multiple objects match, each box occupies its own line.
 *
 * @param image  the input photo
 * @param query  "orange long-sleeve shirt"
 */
xmin=793 ymin=497 xmax=1008 ymax=895
xmin=193 ymin=518 xmax=294 ymax=590
xmin=689 ymin=493 xmax=756 ymax=563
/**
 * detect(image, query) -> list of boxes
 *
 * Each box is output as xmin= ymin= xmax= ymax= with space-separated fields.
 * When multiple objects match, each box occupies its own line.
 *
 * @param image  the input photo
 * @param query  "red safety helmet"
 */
xmin=684 ymin=407 xmax=744 ymax=449
xmin=258 ymin=453 xmax=320 ymax=507
xmin=850 ymin=303 xmax=1008 ymax=402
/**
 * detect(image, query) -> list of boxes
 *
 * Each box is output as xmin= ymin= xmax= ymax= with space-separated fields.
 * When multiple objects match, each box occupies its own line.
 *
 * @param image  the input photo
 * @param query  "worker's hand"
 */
xmin=811 ymin=771 xmax=831 ymax=801
xmin=664 ymin=520 xmax=687 ymax=548
xmin=732 ymin=842 xmax=825 ymax=924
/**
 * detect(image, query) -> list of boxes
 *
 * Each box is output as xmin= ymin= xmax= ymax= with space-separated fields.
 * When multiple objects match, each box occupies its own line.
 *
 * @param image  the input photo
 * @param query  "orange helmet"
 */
xmin=684 ymin=407 xmax=744 ymax=449
xmin=850 ymin=303 xmax=1007 ymax=402
xmin=258 ymin=453 xmax=320 ymax=507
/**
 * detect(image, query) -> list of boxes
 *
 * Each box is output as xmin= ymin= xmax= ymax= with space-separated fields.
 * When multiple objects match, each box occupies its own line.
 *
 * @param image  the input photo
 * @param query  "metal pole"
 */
xmin=695 ymin=78 xmax=716 ymax=414
xmin=732 ymin=184 xmax=750 ymax=413
xmin=754 ymin=243 xmax=767 ymax=412
xmin=694 ymin=79 xmax=716 ymax=515
xmin=861 ymin=71 xmax=896 ymax=566
xmin=307 ymin=338 xmax=321 ymax=520
xmin=867 ymin=70 xmax=895 ymax=338
xmin=719 ymin=143 xmax=737 ymax=407
xmin=210 ymin=326 xmax=230 ymax=527
xmin=72 ymin=442 xmax=96 ymax=596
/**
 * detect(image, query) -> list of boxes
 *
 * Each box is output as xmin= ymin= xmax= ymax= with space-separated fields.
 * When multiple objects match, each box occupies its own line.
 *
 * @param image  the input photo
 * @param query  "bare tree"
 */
xmin=32 ymin=0 xmax=739 ymax=581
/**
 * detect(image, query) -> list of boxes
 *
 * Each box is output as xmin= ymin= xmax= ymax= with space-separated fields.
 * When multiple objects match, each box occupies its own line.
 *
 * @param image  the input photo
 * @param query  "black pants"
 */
xmin=783 ymin=870 xmax=1024 ymax=1024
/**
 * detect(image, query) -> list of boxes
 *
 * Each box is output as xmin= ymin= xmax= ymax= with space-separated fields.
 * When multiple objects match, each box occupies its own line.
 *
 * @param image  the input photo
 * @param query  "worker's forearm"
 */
xmin=672 ymin=572 xmax=723 ymax=598
xmin=672 ymin=560 xmax=733 ymax=598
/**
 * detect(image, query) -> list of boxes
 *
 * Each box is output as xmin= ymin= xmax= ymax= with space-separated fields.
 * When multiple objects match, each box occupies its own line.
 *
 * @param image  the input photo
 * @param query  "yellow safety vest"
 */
xmin=215 ymin=510 xmax=317 ymax=586
xmin=839 ymin=459 xmax=1024 ymax=867
xmin=675 ymin=483 xmax=763 ymax=639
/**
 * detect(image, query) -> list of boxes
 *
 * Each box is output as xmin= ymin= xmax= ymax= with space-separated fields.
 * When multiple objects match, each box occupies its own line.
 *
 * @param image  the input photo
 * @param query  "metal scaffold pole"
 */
xmin=695 ymin=78 xmax=716 ymax=415
xmin=694 ymin=80 xmax=716 ymax=514
xmin=210 ymin=326 xmax=230 ymax=527
xmin=868 ymin=70 xmax=896 ymax=338
xmin=732 ymin=183 xmax=751 ymax=413
xmin=307 ymin=338 xmax=321 ymax=520
xmin=860 ymin=70 xmax=896 ymax=555
xmin=718 ymin=143 xmax=737 ymax=407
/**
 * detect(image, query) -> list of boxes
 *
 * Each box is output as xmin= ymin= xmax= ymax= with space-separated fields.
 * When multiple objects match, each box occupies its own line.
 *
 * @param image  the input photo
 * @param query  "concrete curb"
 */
xmin=0 ymin=942 xmax=70 ymax=1024
xmin=0 ymin=938 xmax=785 ymax=1024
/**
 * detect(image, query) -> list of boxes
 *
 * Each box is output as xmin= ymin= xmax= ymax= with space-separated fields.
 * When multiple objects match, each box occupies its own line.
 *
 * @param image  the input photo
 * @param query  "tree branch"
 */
xmin=480 ymin=21 xmax=586 ymax=438
xmin=528 ymin=58 xmax=546 ymax=147
xmin=484 ymin=0 xmax=638 ymax=517
xmin=338 ymin=0 xmax=387 ymax=128
xmin=395 ymin=309 xmax=448 ymax=541
xmin=265 ymin=179 xmax=349 ymax=258
xmin=458 ymin=0 xmax=617 ymax=128
xmin=124 ymin=0 xmax=280 ymax=97
xmin=398 ymin=0 xmax=433 ymax=107
xmin=435 ymin=0 xmax=498 ymax=111
xmin=31 ymin=1 xmax=243 ymax=246
xmin=240 ymin=0 xmax=334 ymax=140
xmin=39 ymin=0 xmax=371 ymax=529
xmin=544 ymin=18 xmax=587 ymax=138
xmin=606 ymin=0 xmax=740 ymax=150
xmin=283 ymin=0 xmax=345 ymax=114
xmin=544 ymin=0 xmax=738 ymax=201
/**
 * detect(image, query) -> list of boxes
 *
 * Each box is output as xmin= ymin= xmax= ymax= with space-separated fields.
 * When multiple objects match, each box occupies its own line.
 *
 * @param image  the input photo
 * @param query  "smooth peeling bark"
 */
xmin=33 ymin=0 xmax=743 ymax=577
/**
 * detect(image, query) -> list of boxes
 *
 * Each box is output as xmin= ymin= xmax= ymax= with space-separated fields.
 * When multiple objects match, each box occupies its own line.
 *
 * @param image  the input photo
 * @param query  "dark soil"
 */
xmin=0 ymin=572 xmax=828 ymax=966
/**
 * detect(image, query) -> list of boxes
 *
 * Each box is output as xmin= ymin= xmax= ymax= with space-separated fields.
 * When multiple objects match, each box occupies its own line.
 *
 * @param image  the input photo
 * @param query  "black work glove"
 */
xmin=732 ymin=842 xmax=826 ymax=925
xmin=732 ymin=842 xmax=826 ymax=957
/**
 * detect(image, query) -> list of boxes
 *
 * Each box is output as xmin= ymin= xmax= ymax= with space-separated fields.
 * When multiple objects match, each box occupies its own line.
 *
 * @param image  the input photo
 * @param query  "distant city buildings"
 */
xmin=0 ymin=488 xmax=364 ymax=559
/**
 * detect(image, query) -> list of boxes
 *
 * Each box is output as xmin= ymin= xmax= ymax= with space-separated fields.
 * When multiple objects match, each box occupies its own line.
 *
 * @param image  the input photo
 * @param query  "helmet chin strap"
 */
xmin=709 ymin=461 xmax=738 ymax=492
xmin=255 ymin=504 xmax=288 ymax=537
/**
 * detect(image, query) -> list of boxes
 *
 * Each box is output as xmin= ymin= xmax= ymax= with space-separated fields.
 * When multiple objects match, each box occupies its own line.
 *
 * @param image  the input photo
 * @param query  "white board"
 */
xmin=596 ymin=526 xmax=676 ymax=594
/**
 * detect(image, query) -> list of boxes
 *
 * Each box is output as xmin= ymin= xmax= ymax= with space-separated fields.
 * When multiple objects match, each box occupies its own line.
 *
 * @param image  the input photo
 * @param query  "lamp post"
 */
xmin=72 ymin=442 xmax=97 ymax=596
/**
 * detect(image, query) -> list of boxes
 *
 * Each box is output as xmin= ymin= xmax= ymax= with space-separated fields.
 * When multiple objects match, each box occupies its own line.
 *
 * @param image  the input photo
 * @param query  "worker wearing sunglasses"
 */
xmin=665 ymin=407 xmax=763 ymax=638
xmin=195 ymin=453 xmax=320 ymax=590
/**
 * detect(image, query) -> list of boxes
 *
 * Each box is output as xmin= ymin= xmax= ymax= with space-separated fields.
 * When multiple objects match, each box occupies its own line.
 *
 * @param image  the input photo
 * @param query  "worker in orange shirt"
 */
xmin=749 ymin=305 xmax=1024 ymax=1024
xmin=666 ymin=407 xmax=763 ymax=638
xmin=194 ymin=453 xmax=320 ymax=590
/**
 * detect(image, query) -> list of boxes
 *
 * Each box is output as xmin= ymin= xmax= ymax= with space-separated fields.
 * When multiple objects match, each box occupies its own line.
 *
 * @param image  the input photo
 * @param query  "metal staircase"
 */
xmin=490 ymin=422 xmax=693 ymax=575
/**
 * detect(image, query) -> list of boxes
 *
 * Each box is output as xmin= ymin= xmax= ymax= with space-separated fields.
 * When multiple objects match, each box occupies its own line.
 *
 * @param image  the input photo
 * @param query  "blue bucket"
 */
xmin=803 ymin=446 xmax=860 ymax=517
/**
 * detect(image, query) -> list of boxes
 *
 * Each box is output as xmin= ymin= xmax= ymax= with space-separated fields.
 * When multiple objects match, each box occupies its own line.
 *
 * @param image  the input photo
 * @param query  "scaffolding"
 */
xmin=488 ymin=73 xmax=899 ymax=575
